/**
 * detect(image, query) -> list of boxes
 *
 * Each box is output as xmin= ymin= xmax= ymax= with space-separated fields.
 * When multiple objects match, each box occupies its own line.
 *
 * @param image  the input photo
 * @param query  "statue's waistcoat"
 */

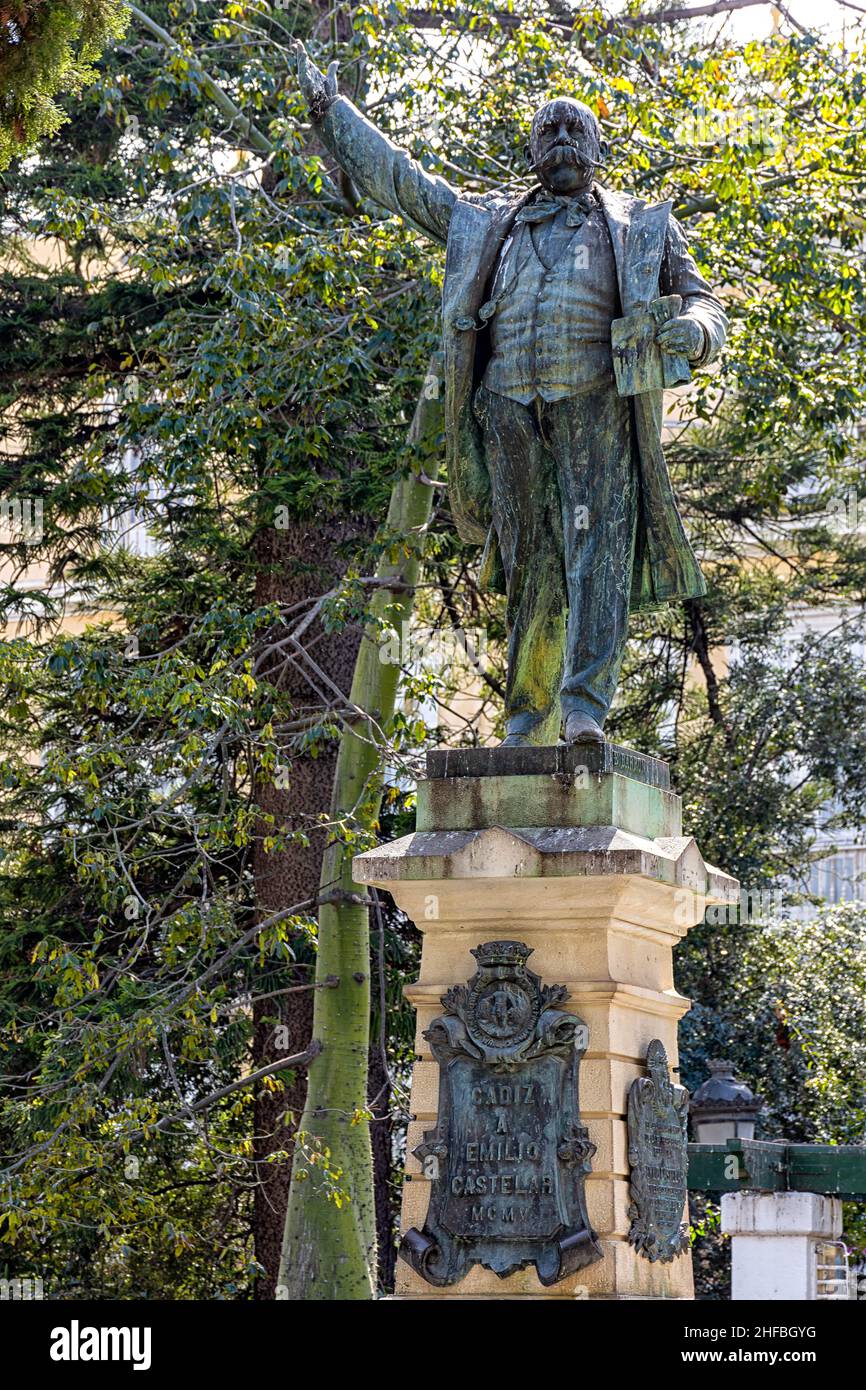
xmin=441 ymin=184 xmax=718 ymax=607
xmin=484 ymin=209 xmax=618 ymax=404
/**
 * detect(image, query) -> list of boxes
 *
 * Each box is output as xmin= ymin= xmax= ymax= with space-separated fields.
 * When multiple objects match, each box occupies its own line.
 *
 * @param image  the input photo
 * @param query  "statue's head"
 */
xmin=526 ymin=97 xmax=607 ymax=194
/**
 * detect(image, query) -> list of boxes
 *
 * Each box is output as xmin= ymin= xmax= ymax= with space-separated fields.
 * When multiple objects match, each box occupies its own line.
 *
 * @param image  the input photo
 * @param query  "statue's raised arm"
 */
xmin=294 ymin=44 xmax=456 ymax=244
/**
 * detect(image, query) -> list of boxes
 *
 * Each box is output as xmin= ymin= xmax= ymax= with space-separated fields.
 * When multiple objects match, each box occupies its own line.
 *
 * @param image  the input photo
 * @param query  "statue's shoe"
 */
xmin=499 ymin=732 xmax=535 ymax=747
xmin=564 ymin=712 xmax=605 ymax=745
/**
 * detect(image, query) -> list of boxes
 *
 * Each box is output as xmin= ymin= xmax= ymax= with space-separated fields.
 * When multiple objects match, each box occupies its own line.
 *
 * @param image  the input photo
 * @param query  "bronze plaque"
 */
xmin=399 ymin=940 xmax=602 ymax=1286
xmin=626 ymin=1039 xmax=690 ymax=1263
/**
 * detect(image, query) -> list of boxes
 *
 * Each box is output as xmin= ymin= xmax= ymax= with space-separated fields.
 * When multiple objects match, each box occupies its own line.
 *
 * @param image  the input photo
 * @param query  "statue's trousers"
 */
xmin=473 ymin=380 xmax=638 ymax=739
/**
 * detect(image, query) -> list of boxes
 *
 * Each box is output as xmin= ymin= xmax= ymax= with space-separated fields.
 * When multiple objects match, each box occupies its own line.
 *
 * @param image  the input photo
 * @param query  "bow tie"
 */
xmin=516 ymin=190 xmax=595 ymax=229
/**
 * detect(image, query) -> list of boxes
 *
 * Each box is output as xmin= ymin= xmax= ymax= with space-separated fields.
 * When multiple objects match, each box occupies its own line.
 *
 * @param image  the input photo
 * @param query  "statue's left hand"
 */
xmin=655 ymin=315 xmax=704 ymax=361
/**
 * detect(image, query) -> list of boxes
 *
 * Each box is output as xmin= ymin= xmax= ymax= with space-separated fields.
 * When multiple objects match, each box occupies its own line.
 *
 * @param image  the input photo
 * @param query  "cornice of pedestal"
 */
xmin=353 ymin=822 xmax=738 ymax=921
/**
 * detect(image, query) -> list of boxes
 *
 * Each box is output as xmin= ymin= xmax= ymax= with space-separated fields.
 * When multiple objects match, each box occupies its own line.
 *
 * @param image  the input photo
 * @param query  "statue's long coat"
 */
xmin=320 ymin=97 xmax=728 ymax=609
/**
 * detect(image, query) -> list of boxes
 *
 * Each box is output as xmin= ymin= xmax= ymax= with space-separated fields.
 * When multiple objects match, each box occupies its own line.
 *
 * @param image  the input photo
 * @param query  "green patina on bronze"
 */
xmin=400 ymin=940 xmax=602 ymax=1286
xmin=426 ymin=741 xmax=671 ymax=786
xmin=627 ymin=1040 xmax=691 ymax=1264
xmin=297 ymin=50 xmax=727 ymax=740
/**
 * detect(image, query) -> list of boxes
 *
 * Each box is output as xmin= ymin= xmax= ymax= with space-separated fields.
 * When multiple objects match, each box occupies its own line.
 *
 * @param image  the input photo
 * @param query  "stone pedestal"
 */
xmin=354 ymin=743 xmax=737 ymax=1299
xmin=721 ymin=1192 xmax=845 ymax=1300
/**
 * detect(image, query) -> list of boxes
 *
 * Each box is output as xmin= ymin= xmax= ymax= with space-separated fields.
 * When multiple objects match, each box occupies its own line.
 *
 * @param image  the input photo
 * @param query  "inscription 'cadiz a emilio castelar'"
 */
xmin=400 ymin=941 xmax=602 ymax=1286
xmin=443 ymin=1072 xmax=557 ymax=1228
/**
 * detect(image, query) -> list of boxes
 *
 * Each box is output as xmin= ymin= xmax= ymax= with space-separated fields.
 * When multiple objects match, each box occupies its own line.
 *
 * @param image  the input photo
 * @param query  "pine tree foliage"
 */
xmin=0 ymin=0 xmax=128 ymax=167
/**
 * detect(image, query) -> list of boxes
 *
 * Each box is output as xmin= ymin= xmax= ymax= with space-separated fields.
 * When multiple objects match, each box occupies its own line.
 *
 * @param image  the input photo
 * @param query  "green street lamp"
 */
xmin=690 ymin=1060 xmax=763 ymax=1144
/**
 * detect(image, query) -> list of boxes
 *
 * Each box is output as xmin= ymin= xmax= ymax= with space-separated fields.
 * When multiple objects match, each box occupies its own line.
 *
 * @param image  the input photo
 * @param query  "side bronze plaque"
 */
xmin=626 ymin=1039 xmax=690 ymax=1263
xmin=400 ymin=940 xmax=603 ymax=1286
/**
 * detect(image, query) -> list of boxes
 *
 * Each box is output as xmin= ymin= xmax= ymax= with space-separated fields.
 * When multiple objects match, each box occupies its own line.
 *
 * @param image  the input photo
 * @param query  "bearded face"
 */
xmin=528 ymin=98 xmax=603 ymax=194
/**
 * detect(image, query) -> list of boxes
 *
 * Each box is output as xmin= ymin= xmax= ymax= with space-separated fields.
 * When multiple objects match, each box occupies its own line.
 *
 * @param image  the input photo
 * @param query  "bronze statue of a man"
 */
xmin=296 ymin=50 xmax=727 ymax=746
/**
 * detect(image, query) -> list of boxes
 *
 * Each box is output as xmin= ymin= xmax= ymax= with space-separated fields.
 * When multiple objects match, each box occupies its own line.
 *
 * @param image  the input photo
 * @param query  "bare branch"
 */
xmin=404 ymin=0 xmax=796 ymax=37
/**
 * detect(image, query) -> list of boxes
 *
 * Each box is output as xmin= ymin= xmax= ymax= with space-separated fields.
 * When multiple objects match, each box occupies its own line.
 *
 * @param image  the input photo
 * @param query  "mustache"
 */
xmin=533 ymin=141 xmax=599 ymax=173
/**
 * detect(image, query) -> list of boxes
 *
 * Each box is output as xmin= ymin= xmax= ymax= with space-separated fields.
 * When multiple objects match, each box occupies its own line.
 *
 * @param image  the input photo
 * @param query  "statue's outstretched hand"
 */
xmin=294 ymin=42 xmax=339 ymax=122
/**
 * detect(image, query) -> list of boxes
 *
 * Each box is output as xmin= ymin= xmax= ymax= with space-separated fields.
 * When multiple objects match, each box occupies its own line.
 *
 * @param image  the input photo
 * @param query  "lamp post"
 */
xmin=690 ymin=1059 xmax=762 ymax=1144
xmin=688 ymin=1064 xmax=860 ymax=1299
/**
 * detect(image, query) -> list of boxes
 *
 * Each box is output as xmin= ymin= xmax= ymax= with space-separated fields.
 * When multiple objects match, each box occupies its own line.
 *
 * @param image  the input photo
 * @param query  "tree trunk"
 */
xmin=251 ymin=514 xmax=365 ymax=1297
